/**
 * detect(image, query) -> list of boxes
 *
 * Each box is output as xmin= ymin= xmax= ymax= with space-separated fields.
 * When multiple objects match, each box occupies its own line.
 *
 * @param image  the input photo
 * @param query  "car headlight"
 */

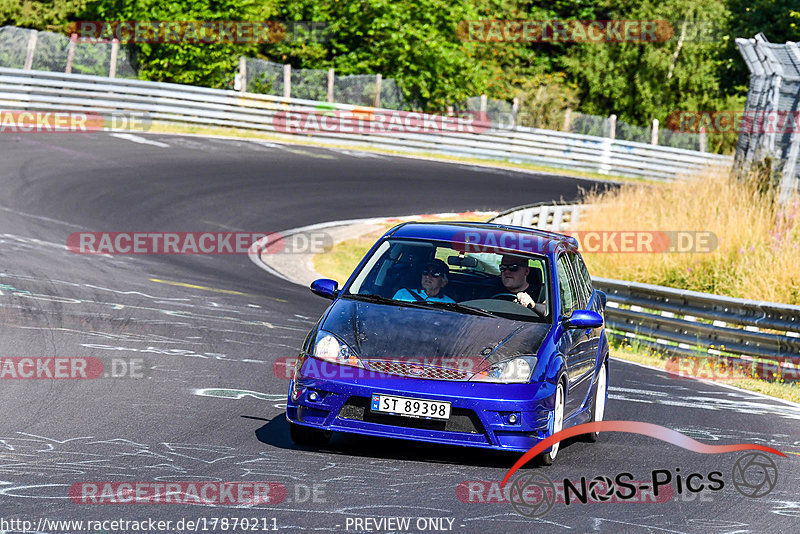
xmin=312 ymin=331 xmax=364 ymax=368
xmin=470 ymin=356 xmax=537 ymax=383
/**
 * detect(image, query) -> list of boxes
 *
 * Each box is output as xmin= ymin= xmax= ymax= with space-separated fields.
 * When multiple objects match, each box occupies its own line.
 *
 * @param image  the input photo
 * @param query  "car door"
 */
xmin=570 ymin=251 xmax=603 ymax=346
xmin=556 ymin=253 xmax=595 ymax=416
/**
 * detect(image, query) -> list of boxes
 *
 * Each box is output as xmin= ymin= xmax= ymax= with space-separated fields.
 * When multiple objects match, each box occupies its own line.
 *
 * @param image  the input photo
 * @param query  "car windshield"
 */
xmin=344 ymin=238 xmax=552 ymax=322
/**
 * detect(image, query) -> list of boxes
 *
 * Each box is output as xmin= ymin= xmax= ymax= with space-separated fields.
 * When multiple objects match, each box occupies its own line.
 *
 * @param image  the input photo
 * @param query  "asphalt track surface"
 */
xmin=0 ymin=132 xmax=798 ymax=534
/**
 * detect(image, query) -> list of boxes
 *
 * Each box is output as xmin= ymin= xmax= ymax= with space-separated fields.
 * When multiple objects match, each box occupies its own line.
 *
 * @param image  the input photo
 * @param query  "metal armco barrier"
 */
xmin=490 ymin=202 xmax=586 ymax=231
xmin=594 ymin=278 xmax=800 ymax=362
xmin=489 ymin=205 xmax=800 ymax=367
xmin=0 ymin=67 xmax=732 ymax=180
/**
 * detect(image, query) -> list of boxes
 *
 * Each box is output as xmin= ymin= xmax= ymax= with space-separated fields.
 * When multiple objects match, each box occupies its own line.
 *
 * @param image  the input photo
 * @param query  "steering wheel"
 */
xmin=489 ymin=292 xmax=547 ymax=317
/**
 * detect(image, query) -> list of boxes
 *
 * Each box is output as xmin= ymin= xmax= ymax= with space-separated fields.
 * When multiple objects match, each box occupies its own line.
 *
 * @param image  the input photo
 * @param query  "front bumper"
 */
xmin=285 ymin=358 xmax=557 ymax=452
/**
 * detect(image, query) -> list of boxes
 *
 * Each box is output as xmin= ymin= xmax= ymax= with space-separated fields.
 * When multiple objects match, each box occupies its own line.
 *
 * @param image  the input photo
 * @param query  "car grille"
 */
xmin=338 ymin=396 xmax=486 ymax=435
xmin=365 ymin=360 xmax=470 ymax=381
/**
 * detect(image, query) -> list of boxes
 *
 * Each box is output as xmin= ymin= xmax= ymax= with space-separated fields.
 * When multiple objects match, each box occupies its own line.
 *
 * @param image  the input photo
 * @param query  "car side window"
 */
xmin=568 ymin=252 xmax=593 ymax=306
xmin=556 ymin=254 xmax=579 ymax=317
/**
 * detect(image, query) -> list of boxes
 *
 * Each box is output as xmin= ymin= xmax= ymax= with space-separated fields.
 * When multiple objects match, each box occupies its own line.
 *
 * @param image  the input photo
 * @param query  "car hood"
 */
xmin=320 ymin=297 xmax=552 ymax=365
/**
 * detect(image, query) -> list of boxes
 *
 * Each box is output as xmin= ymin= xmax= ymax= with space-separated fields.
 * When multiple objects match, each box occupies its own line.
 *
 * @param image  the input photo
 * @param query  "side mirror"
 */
xmin=563 ymin=309 xmax=603 ymax=329
xmin=310 ymin=278 xmax=339 ymax=299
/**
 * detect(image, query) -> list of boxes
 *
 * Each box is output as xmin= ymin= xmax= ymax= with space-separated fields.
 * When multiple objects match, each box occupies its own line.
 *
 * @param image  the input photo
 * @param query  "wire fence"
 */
xmin=242 ymin=57 xmax=406 ymax=109
xmin=469 ymin=98 xmax=702 ymax=151
xmin=0 ymin=26 xmax=136 ymax=78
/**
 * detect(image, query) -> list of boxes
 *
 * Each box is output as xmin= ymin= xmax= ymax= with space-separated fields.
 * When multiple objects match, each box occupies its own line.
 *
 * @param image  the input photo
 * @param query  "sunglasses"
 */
xmin=422 ymin=269 xmax=444 ymax=278
xmin=499 ymin=264 xmax=525 ymax=272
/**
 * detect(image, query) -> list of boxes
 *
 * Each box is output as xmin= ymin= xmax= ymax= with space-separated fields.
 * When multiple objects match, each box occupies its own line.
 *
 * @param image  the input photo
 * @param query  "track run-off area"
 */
xmin=0 ymin=132 xmax=798 ymax=533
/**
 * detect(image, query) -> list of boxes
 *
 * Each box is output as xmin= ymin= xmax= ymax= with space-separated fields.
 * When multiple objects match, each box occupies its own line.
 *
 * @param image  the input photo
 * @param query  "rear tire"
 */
xmin=539 ymin=381 xmax=565 ymax=466
xmin=586 ymin=360 xmax=608 ymax=443
xmin=289 ymin=423 xmax=331 ymax=447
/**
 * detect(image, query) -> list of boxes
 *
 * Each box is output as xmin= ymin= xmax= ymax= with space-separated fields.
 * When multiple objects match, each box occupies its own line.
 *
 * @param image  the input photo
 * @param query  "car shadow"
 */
xmin=248 ymin=414 xmax=585 ymax=470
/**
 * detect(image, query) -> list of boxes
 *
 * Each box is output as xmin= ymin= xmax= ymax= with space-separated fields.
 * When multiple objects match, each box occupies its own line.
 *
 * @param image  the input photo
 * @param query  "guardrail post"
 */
xmin=597 ymin=114 xmax=617 ymax=175
xmin=651 ymin=118 xmax=659 ymax=145
xmin=551 ymin=205 xmax=566 ymax=231
xmin=23 ymin=30 xmax=38 ymax=70
xmin=569 ymin=205 xmax=581 ymax=228
xmin=283 ymin=64 xmax=291 ymax=99
xmin=699 ymin=127 xmax=707 ymax=152
xmin=327 ymin=68 xmax=334 ymax=103
xmin=109 ymin=39 xmax=119 ymax=78
xmin=480 ymin=94 xmax=487 ymax=114
xmin=237 ymin=57 xmax=247 ymax=92
xmin=65 ymin=33 xmax=77 ymax=74
xmin=374 ymin=74 xmax=382 ymax=108
xmin=537 ymin=206 xmax=552 ymax=229
xmin=562 ymin=107 xmax=571 ymax=132
xmin=511 ymin=97 xmax=519 ymax=127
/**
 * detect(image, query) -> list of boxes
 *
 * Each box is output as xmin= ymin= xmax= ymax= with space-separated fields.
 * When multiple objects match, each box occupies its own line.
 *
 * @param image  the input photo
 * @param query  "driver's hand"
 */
xmin=514 ymin=292 xmax=535 ymax=309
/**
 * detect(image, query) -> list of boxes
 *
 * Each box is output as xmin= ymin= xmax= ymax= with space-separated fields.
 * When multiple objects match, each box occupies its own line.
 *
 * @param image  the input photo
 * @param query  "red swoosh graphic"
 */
xmin=501 ymin=420 xmax=785 ymax=488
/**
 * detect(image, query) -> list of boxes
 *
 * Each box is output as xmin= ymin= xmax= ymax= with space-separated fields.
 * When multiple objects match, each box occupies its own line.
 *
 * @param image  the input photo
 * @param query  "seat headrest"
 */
xmin=528 ymin=268 xmax=543 ymax=287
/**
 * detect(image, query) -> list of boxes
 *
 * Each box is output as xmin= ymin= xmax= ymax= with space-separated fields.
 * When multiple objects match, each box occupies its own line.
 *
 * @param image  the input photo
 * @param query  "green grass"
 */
xmin=313 ymin=233 xmax=378 ymax=284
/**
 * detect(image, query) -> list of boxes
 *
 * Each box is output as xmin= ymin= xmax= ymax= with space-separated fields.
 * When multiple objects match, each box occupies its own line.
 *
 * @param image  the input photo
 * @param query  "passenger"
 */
xmin=496 ymin=254 xmax=547 ymax=315
xmin=393 ymin=259 xmax=455 ymax=303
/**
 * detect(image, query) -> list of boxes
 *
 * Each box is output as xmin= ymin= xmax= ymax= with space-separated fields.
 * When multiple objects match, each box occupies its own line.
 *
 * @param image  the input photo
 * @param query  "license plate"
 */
xmin=370 ymin=394 xmax=451 ymax=420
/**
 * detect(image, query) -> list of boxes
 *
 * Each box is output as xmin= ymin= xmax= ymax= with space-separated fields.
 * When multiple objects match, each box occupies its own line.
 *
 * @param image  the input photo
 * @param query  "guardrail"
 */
xmin=491 ymin=202 xmax=586 ymax=231
xmin=0 ymin=67 xmax=732 ymax=180
xmin=488 ymin=204 xmax=800 ymax=371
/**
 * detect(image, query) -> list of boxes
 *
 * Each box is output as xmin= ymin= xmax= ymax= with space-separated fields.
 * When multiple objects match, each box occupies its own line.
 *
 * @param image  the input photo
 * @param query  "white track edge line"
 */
xmin=612 ymin=356 xmax=800 ymax=409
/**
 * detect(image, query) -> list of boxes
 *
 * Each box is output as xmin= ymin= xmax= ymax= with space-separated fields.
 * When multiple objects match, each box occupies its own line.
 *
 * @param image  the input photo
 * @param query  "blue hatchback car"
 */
xmin=286 ymin=221 xmax=609 ymax=463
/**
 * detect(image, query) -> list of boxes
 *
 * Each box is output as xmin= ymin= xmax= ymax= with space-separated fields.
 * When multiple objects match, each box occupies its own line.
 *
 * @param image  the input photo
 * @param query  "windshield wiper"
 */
xmin=344 ymin=293 xmax=432 ymax=310
xmin=422 ymin=301 xmax=497 ymax=317
xmin=344 ymin=294 xmax=496 ymax=317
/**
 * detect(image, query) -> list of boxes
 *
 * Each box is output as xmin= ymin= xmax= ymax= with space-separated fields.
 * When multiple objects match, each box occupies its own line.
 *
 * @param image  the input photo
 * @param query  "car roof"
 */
xmin=384 ymin=221 xmax=578 ymax=255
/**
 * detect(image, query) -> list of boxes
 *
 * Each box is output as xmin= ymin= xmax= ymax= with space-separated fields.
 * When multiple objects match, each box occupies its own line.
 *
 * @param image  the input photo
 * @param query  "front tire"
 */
xmin=289 ymin=423 xmax=331 ymax=447
xmin=539 ymin=381 xmax=565 ymax=466
xmin=586 ymin=360 xmax=608 ymax=443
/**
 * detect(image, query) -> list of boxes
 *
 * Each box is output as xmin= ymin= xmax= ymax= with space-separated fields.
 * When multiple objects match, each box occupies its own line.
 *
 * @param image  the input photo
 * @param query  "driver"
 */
xmin=393 ymin=259 xmax=455 ymax=303
xmin=496 ymin=254 xmax=547 ymax=315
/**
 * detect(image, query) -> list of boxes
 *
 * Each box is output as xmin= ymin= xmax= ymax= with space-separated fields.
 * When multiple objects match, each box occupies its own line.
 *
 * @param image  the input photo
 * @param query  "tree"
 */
xmin=722 ymin=0 xmax=800 ymax=86
xmin=81 ymin=0 xmax=278 ymax=88
xmin=562 ymin=0 xmax=732 ymax=124
xmin=264 ymin=0 xmax=543 ymax=111
xmin=0 ymin=0 xmax=89 ymax=29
